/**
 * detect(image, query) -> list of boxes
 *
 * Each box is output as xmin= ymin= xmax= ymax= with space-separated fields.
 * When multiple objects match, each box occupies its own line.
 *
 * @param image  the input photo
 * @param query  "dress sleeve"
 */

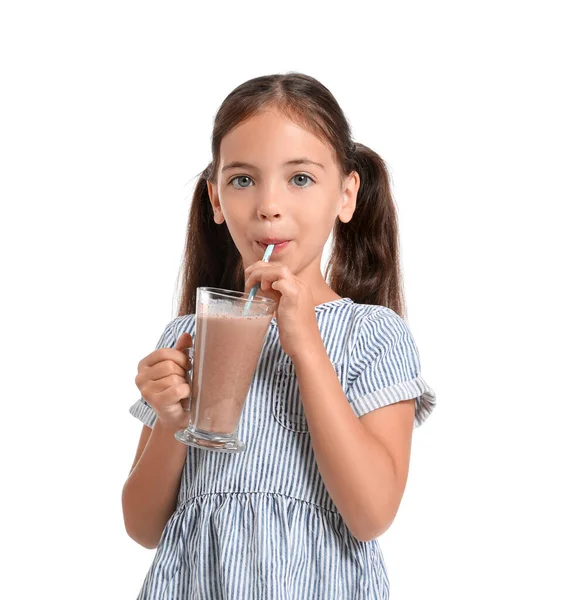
xmin=345 ymin=307 xmax=437 ymax=428
xmin=129 ymin=318 xmax=179 ymax=429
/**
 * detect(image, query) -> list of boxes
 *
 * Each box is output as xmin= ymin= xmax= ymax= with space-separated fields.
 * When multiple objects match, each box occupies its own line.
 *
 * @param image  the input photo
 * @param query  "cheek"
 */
xmin=221 ymin=217 xmax=254 ymax=259
xmin=219 ymin=202 xmax=247 ymax=236
xmin=298 ymin=199 xmax=338 ymax=234
xmin=297 ymin=210 xmax=338 ymax=257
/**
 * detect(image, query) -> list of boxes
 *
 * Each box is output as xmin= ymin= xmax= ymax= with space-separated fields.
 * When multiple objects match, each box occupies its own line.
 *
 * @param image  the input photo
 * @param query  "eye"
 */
xmin=229 ymin=175 xmax=253 ymax=189
xmin=291 ymin=173 xmax=315 ymax=188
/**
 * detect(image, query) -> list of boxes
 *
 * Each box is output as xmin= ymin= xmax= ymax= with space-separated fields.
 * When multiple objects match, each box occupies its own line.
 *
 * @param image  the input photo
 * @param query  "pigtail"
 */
xmin=327 ymin=143 xmax=406 ymax=319
xmin=176 ymin=165 xmax=244 ymax=316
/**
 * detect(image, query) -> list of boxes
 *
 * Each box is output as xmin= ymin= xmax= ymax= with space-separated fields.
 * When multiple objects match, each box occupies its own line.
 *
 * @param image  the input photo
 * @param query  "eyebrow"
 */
xmin=221 ymin=158 xmax=325 ymax=173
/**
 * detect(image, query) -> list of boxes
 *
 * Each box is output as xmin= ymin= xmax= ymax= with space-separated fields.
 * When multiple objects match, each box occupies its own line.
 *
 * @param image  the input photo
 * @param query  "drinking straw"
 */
xmin=243 ymin=244 xmax=275 ymax=314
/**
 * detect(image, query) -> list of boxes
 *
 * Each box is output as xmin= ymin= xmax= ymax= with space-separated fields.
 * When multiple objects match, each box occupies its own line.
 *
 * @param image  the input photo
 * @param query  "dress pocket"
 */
xmin=272 ymin=359 xmax=344 ymax=433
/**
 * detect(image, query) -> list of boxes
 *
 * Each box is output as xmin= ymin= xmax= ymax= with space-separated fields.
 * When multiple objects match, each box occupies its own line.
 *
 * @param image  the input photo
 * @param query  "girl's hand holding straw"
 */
xmin=244 ymin=261 xmax=320 ymax=361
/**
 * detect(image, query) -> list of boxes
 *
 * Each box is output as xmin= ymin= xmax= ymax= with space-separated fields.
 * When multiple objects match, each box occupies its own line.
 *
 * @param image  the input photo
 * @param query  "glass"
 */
xmin=175 ymin=286 xmax=277 ymax=453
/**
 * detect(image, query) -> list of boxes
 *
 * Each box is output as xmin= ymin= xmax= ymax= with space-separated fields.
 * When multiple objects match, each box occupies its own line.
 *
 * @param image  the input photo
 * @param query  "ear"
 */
xmin=207 ymin=181 xmax=225 ymax=225
xmin=337 ymin=170 xmax=360 ymax=224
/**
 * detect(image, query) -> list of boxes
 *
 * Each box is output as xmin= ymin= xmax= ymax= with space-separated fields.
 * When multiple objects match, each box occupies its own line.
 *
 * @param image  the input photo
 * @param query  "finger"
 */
xmin=244 ymin=259 xmax=271 ymax=274
xmin=153 ymin=379 xmax=191 ymax=406
xmin=244 ymin=270 xmax=263 ymax=293
xmin=142 ymin=372 xmax=187 ymax=400
xmin=175 ymin=332 xmax=193 ymax=371
xmin=244 ymin=269 xmax=283 ymax=302
xmin=245 ymin=262 xmax=287 ymax=276
xmin=175 ymin=332 xmax=193 ymax=351
xmin=244 ymin=265 xmax=287 ymax=290
xmin=150 ymin=360 xmax=186 ymax=381
xmin=254 ymin=286 xmax=281 ymax=304
xmin=270 ymin=277 xmax=299 ymax=300
xmin=143 ymin=340 xmax=192 ymax=371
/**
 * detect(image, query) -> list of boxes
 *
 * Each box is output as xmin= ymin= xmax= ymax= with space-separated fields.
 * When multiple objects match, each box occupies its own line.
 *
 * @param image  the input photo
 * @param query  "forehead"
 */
xmin=219 ymin=109 xmax=334 ymax=165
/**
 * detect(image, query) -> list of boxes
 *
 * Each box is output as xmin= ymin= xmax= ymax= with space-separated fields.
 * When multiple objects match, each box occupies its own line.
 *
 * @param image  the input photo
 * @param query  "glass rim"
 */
xmin=197 ymin=286 xmax=277 ymax=306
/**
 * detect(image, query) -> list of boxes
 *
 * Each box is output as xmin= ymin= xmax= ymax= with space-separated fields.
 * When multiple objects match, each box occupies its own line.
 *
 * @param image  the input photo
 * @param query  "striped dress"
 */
xmin=129 ymin=297 xmax=437 ymax=599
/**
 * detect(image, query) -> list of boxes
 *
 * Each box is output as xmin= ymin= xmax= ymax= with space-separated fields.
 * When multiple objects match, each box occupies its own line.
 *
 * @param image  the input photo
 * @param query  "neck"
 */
xmin=310 ymin=285 xmax=342 ymax=307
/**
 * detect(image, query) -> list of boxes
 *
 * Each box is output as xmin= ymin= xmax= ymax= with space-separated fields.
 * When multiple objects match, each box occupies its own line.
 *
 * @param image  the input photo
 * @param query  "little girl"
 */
xmin=123 ymin=72 xmax=437 ymax=600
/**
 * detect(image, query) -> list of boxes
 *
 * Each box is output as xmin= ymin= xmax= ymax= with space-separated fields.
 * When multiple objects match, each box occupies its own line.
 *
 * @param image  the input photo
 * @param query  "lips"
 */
xmin=258 ymin=238 xmax=289 ymax=245
xmin=257 ymin=239 xmax=291 ymax=253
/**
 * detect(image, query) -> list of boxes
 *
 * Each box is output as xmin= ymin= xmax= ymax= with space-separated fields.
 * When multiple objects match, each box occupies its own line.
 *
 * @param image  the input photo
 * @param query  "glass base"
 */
xmin=174 ymin=426 xmax=245 ymax=453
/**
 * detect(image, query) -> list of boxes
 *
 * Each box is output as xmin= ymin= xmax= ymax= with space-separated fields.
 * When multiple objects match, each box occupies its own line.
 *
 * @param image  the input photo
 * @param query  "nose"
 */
xmin=256 ymin=198 xmax=282 ymax=221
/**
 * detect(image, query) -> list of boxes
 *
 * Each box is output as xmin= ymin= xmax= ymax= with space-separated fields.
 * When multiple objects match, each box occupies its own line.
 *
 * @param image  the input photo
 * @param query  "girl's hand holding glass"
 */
xmin=134 ymin=332 xmax=194 ymax=431
xmin=244 ymin=261 xmax=320 ymax=360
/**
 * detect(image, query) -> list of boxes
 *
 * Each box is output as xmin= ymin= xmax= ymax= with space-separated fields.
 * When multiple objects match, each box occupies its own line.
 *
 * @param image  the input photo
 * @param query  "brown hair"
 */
xmin=176 ymin=72 xmax=406 ymax=318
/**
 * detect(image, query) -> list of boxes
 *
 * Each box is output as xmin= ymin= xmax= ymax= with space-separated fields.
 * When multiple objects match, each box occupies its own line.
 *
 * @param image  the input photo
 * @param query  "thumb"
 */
xmin=174 ymin=332 xmax=193 ymax=351
xmin=175 ymin=332 xmax=193 ymax=373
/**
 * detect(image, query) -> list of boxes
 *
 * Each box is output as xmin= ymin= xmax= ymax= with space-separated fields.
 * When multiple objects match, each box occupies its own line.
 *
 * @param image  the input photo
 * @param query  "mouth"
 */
xmin=256 ymin=239 xmax=291 ymax=253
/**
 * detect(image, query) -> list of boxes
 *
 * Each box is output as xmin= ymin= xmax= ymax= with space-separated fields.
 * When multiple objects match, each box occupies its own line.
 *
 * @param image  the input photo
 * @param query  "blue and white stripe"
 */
xmin=129 ymin=297 xmax=436 ymax=599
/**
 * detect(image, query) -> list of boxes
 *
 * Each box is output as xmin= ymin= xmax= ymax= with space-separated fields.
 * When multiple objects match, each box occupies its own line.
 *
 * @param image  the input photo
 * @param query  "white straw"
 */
xmin=243 ymin=244 xmax=275 ymax=314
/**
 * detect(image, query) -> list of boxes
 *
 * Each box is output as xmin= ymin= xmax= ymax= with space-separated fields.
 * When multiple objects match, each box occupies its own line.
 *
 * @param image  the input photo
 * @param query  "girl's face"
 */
xmin=207 ymin=109 xmax=359 ymax=288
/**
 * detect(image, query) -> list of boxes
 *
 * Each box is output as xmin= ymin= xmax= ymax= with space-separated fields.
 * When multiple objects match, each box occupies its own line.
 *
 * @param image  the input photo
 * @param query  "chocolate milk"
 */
xmin=189 ymin=308 xmax=273 ymax=434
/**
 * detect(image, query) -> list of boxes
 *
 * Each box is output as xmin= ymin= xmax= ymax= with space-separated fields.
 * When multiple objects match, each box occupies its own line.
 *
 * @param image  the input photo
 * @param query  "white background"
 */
xmin=1 ymin=1 xmax=566 ymax=598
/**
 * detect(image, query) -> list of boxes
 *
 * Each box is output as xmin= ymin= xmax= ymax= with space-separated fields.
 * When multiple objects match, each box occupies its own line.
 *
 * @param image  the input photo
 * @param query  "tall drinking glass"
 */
xmin=175 ymin=287 xmax=277 ymax=453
